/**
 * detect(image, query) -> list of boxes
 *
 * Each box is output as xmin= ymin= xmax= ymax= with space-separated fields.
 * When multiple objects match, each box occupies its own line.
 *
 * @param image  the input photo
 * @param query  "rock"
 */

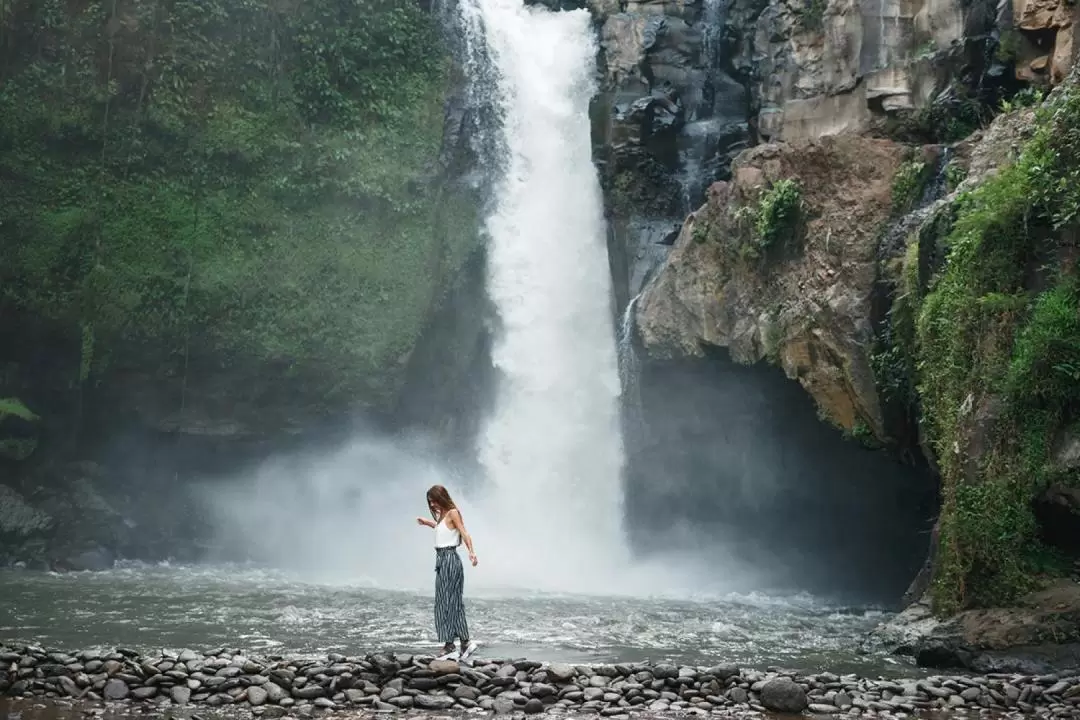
xmin=414 ymin=694 xmax=454 ymax=710
xmin=429 ymin=659 xmax=460 ymax=675
xmin=131 ymin=686 xmax=157 ymax=700
xmin=57 ymin=675 xmax=80 ymax=697
xmin=705 ymin=664 xmax=739 ymax=680
xmin=493 ymin=695 xmax=516 ymax=714
xmin=248 ymin=685 xmax=269 ymax=706
xmin=454 ymin=685 xmax=481 ymax=700
xmin=547 ymin=663 xmax=577 ymax=683
xmin=524 ymin=698 xmax=545 ymax=714
xmin=266 ymin=682 xmax=289 ymax=703
xmin=760 ymin=678 xmax=809 ymax=713
xmin=171 ymin=686 xmax=191 ymax=705
xmin=652 ymin=664 xmax=678 ymax=679
xmin=293 ymin=684 xmax=325 ymax=699
xmin=103 ymin=678 xmax=130 ymax=700
xmin=810 ymin=702 xmax=840 ymax=713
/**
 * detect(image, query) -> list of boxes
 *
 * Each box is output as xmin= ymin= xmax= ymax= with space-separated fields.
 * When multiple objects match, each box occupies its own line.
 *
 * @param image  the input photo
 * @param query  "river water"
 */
xmin=0 ymin=564 xmax=914 ymax=677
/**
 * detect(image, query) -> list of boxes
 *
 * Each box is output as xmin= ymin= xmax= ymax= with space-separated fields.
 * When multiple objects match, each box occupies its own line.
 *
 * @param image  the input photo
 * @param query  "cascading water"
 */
xmin=459 ymin=0 xmax=631 ymax=591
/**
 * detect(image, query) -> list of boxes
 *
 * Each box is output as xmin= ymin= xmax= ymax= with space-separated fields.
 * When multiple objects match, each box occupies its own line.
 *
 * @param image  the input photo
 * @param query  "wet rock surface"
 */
xmin=3 ymin=644 xmax=1080 ymax=718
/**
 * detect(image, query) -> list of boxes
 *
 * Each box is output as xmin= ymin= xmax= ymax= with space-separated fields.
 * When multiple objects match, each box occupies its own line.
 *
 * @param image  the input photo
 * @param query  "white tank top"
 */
xmin=434 ymin=516 xmax=460 ymax=548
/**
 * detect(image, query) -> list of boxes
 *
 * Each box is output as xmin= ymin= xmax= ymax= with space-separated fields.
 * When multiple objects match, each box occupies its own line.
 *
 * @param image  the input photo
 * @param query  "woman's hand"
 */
xmin=468 ymin=552 xmax=478 ymax=567
xmin=417 ymin=517 xmax=435 ymax=528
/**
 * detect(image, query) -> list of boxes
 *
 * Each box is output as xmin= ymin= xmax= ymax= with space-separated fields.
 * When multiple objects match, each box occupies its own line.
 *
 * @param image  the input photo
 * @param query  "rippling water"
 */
xmin=0 ymin=563 xmax=915 ymax=677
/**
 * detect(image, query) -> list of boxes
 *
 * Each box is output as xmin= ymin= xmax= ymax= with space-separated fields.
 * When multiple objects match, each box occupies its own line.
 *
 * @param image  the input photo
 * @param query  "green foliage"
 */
xmin=755 ymin=179 xmax=803 ymax=249
xmin=894 ymin=85 xmax=990 ymax=143
xmin=892 ymin=160 xmax=931 ymax=214
xmin=995 ymin=27 xmax=1023 ymax=65
xmin=909 ymin=82 xmax=1080 ymax=614
xmin=795 ymin=0 xmax=827 ymax=32
xmin=1001 ymin=87 xmax=1049 ymax=114
xmin=0 ymin=399 xmax=38 ymax=423
xmin=0 ymin=0 xmax=480 ymax=407
xmin=0 ymin=398 xmax=38 ymax=461
xmin=945 ymin=162 xmax=968 ymax=192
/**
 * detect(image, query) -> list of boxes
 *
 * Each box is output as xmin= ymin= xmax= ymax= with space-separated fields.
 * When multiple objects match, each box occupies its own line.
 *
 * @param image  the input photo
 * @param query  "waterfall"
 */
xmin=459 ymin=0 xmax=631 ymax=591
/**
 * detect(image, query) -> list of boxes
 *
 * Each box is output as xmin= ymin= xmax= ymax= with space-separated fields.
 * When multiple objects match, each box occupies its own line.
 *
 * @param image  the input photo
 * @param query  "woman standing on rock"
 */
xmin=416 ymin=484 xmax=479 ymax=661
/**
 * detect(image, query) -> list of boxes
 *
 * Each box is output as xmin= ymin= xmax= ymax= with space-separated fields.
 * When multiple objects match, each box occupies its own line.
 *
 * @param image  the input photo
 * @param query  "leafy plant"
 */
xmin=892 ymin=160 xmax=931 ymax=213
xmin=907 ymin=82 xmax=1080 ymax=613
xmin=755 ymin=179 xmax=803 ymax=249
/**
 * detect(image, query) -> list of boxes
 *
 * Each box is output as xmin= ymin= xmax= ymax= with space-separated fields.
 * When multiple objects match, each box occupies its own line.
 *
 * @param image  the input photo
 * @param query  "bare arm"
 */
xmin=447 ymin=509 xmax=478 ymax=566
xmin=416 ymin=516 xmax=436 ymax=528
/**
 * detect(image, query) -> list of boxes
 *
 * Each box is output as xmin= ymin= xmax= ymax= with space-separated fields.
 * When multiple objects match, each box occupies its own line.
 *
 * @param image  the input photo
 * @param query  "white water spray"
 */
xmin=462 ymin=0 xmax=630 ymax=591
xmin=204 ymin=0 xmax=761 ymax=598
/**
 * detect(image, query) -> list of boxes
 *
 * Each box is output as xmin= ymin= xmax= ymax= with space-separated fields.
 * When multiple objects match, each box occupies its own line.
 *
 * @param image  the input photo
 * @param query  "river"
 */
xmin=0 ymin=564 xmax=914 ymax=677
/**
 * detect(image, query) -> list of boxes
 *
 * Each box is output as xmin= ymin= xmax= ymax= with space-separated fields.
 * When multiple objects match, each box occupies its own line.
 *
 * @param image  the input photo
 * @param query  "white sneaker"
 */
xmin=436 ymin=648 xmax=460 ymax=661
xmin=460 ymin=640 xmax=479 ymax=660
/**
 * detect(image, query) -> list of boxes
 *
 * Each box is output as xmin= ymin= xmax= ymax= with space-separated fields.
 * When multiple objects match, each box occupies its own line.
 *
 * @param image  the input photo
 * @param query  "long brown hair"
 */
xmin=426 ymin=485 xmax=458 ymax=521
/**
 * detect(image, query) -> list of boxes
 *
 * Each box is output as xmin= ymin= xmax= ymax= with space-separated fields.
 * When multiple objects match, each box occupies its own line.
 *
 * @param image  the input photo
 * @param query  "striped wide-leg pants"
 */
xmin=434 ymin=546 xmax=469 ymax=644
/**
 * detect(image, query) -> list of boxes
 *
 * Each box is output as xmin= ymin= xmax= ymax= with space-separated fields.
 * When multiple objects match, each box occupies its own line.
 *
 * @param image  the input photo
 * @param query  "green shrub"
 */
xmin=892 ymin=160 xmax=931 ymax=213
xmin=755 ymin=179 xmax=803 ymax=249
xmin=911 ymin=80 xmax=1080 ymax=614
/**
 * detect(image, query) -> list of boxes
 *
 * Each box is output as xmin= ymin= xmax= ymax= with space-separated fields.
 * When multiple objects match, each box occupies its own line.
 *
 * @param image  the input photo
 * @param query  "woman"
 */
xmin=416 ymin=485 xmax=479 ymax=660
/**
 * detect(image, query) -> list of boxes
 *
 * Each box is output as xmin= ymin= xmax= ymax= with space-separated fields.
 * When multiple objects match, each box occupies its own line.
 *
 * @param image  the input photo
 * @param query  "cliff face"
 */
xmin=637 ymin=135 xmax=909 ymax=437
xmin=634 ymin=24 xmax=1080 ymax=666
xmin=593 ymin=0 xmax=1078 ymax=306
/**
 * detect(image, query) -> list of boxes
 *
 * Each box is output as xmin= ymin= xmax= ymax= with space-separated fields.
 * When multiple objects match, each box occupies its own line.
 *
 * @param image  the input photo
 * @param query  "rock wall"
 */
xmin=631 ymin=51 xmax=1080 ymax=669
xmin=637 ymin=134 xmax=911 ymax=436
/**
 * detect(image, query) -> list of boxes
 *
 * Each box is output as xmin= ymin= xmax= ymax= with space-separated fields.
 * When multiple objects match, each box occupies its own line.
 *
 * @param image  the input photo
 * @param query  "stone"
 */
xmin=524 ymin=698 xmax=546 ymax=714
xmin=266 ymin=682 xmax=289 ymax=703
xmin=171 ymin=686 xmax=191 ymax=705
xmin=760 ymin=678 xmax=809 ymax=713
xmin=57 ymin=675 xmax=80 ymax=697
xmin=248 ymin=685 xmax=269 ymax=706
xmin=429 ymin=659 xmax=460 ymax=675
xmin=103 ymin=679 xmax=130 ymax=700
xmin=493 ymin=695 xmax=516 ymax=714
xmin=415 ymin=694 xmax=454 ymax=710
xmin=547 ymin=663 xmax=577 ymax=683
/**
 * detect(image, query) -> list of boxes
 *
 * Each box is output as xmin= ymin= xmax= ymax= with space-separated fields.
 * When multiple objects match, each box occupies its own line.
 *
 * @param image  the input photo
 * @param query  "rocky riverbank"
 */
xmin=3 ymin=645 xmax=1080 ymax=719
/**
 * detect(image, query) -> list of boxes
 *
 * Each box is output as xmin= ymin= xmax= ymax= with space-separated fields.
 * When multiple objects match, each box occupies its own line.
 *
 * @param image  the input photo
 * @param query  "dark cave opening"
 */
xmin=623 ymin=346 xmax=940 ymax=606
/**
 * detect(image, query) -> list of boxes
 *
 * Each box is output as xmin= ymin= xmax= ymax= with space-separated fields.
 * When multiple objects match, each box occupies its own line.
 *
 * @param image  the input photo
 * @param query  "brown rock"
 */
xmin=637 ymin=135 xmax=906 ymax=436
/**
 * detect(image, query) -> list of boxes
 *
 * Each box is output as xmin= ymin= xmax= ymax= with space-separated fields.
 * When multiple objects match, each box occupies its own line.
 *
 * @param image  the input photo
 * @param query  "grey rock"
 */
xmin=524 ymin=698 xmax=545 ymax=714
xmin=810 ymin=702 xmax=840 ymax=714
xmin=266 ymin=682 xmax=289 ymax=703
xmin=103 ymin=678 xmax=129 ymax=700
xmin=57 ymin=675 xmax=80 ymax=697
xmin=248 ymin=685 xmax=269 ymax=706
xmin=589 ymin=675 xmax=610 ymax=688
xmin=760 ymin=678 xmax=808 ymax=713
xmin=653 ymin=664 xmax=679 ymax=679
xmin=313 ymin=698 xmax=335 ymax=709
xmin=344 ymin=689 xmax=366 ymax=703
xmin=293 ymin=684 xmax=325 ymax=699
xmin=493 ymin=695 xmax=516 ymax=714
xmin=388 ymin=695 xmax=413 ymax=709
xmin=414 ymin=694 xmax=454 ymax=710
xmin=171 ymin=686 xmax=191 ymax=705
xmin=379 ymin=685 xmax=400 ymax=701
xmin=547 ymin=663 xmax=577 ymax=683
xmin=132 ymin=686 xmax=157 ymax=700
